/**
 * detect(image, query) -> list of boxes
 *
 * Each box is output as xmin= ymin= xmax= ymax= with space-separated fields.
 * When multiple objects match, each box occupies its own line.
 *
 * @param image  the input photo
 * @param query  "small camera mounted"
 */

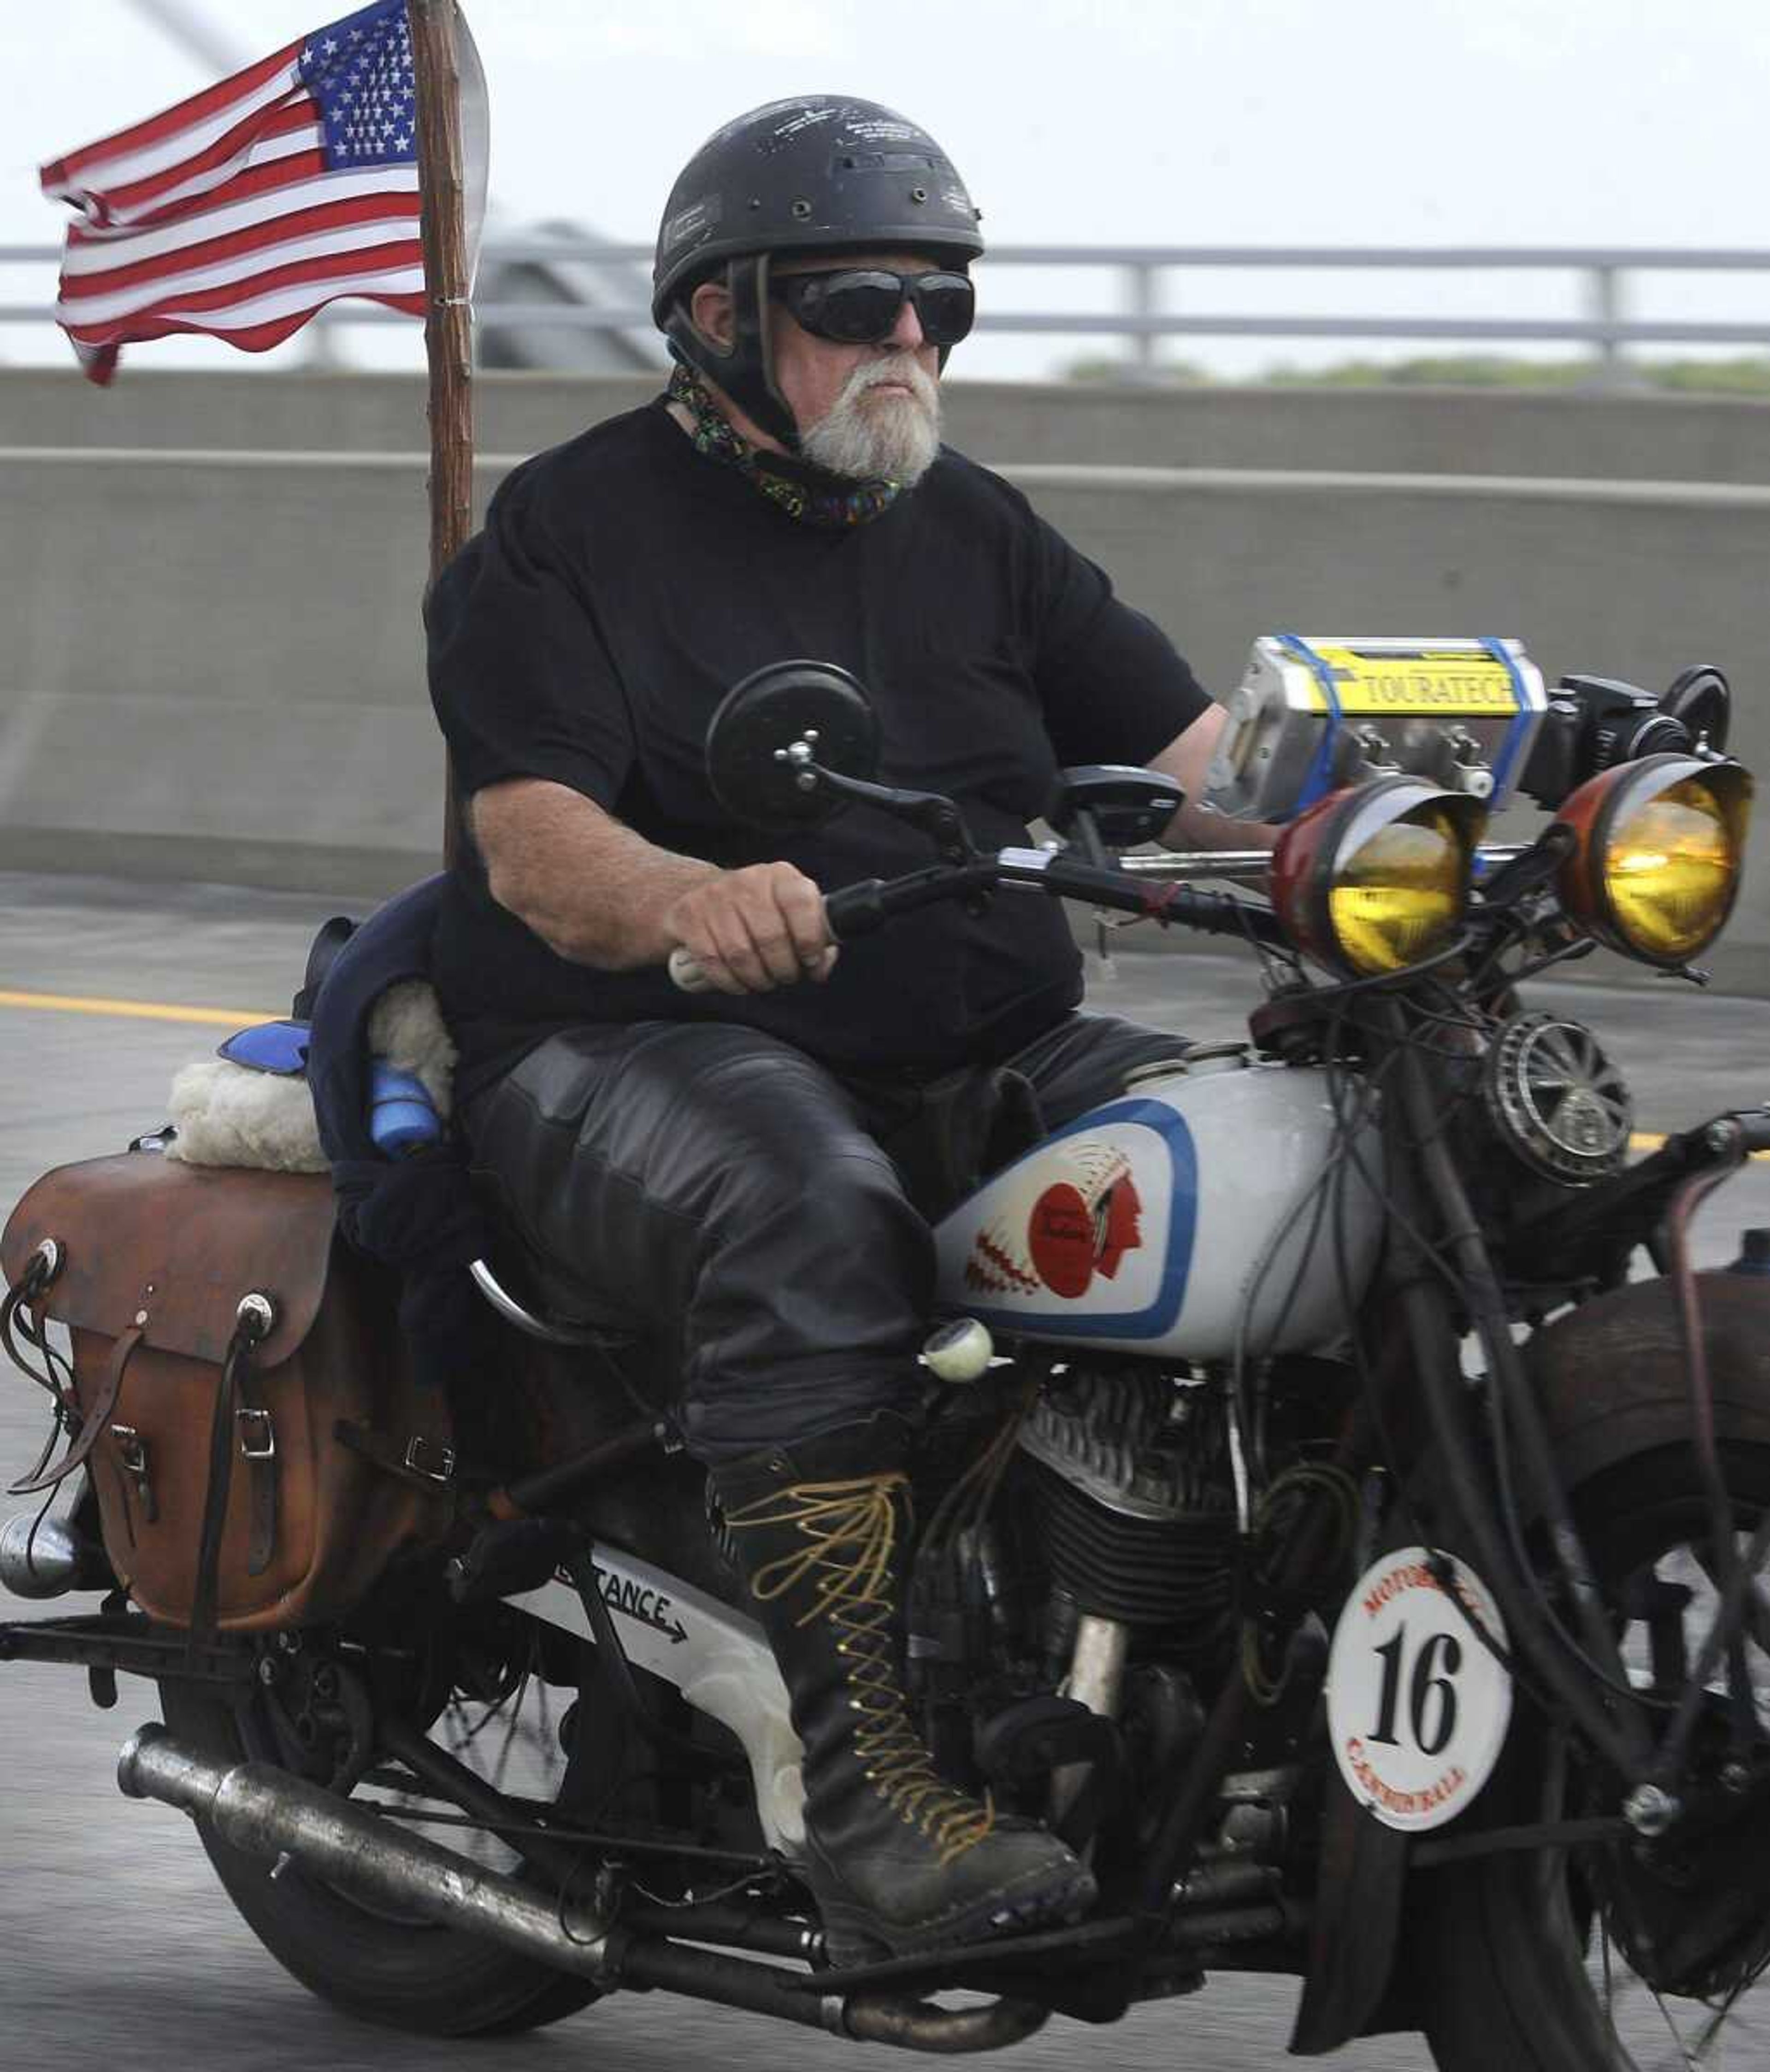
xmin=1518 ymin=665 xmax=1733 ymax=810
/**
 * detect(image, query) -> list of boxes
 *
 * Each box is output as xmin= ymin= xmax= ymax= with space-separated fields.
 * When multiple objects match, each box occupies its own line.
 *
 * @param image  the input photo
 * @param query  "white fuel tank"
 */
xmin=932 ymin=1053 xmax=1383 ymax=1361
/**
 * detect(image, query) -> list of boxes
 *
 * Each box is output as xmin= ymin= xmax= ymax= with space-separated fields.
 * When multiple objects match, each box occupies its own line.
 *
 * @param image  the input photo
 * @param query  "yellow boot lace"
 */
xmin=722 ymin=1472 xmax=997 ymax=1867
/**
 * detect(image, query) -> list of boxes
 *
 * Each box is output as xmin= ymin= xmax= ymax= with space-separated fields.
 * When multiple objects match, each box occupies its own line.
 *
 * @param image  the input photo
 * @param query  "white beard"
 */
xmin=798 ymin=352 xmax=942 ymax=486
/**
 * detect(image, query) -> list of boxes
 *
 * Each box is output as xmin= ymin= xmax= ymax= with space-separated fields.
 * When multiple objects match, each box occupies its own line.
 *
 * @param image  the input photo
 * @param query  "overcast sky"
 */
xmin=8 ymin=0 xmax=1770 ymax=380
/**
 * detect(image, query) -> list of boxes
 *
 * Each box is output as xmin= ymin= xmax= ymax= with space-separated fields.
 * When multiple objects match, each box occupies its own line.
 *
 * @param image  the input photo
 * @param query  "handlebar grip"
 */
xmin=823 ymin=879 xmax=888 ymax=940
xmin=668 ymin=883 xmax=871 ymax=987
xmin=667 ymin=883 xmax=886 ymax=990
xmin=667 ymin=946 xmax=715 ymax=994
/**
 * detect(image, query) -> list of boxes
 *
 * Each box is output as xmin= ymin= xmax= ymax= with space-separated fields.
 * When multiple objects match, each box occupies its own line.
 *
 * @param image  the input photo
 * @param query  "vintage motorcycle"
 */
xmin=2 ymin=636 xmax=1766 ymax=2070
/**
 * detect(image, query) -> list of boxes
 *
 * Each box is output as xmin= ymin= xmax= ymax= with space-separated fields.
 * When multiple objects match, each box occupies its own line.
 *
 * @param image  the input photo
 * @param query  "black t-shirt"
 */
xmin=427 ymin=398 xmax=1210 ymax=1096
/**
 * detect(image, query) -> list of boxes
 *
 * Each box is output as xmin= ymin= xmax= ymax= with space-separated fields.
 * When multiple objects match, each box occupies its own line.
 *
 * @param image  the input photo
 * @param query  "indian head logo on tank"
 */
xmin=965 ymin=1142 xmax=1144 ymax=1301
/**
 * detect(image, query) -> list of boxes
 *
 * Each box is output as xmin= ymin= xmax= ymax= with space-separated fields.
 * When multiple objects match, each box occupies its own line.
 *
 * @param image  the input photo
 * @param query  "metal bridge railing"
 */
xmin=6 ymin=243 xmax=1770 ymax=383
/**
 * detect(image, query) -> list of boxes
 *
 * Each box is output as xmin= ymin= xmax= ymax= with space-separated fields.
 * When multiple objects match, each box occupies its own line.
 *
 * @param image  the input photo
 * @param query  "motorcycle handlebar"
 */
xmin=666 ymin=849 xmax=1282 ymax=992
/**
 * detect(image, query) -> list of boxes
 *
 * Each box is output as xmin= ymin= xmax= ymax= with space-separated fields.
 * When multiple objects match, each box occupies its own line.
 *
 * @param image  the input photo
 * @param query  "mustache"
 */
xmin=801 ymin=346 xmax=943 ymax=485
xmin=842 ymin=353 xmax=938 ymax=407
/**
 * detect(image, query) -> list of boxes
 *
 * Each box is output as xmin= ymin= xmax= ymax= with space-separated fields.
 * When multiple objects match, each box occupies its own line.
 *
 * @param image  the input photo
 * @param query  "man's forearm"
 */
xmin=1165 ymin=798 xmax=1278 ymax=854
xmin=472 ymin=778 xmax=719 ymax=969
xmin=1148 ymin=705 xmax=1279 ymax=855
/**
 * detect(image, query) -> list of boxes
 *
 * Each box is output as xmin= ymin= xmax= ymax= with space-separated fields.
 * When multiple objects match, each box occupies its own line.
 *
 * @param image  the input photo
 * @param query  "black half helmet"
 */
xmin=653 ymin=95 xmax=985 ymax=451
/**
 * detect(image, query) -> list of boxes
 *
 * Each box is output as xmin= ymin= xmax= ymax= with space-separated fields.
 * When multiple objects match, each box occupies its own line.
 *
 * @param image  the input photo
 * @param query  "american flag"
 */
xmin=39 ymin=0 xmax=485 ymax=385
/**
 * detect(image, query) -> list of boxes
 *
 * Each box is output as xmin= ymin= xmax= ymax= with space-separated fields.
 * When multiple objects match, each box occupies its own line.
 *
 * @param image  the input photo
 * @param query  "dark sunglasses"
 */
xmin=769 ymin=268 xmax=976 ymax=348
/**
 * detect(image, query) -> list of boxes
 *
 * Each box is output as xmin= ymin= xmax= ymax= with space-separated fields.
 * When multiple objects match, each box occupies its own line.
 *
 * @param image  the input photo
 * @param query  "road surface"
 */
xmin=1 ymin=870 xmax=1765 ymax=2072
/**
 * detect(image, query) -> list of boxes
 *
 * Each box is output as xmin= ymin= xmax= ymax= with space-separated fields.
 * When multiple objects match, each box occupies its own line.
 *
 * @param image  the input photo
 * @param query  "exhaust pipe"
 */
xmin=118 ymin=1724 xmax=624 ymax=1984
xmin=118 ymin=1726 xmax=1047 ymax=2054
xmin=0 ymin=1513 xmax=101 ymax=1600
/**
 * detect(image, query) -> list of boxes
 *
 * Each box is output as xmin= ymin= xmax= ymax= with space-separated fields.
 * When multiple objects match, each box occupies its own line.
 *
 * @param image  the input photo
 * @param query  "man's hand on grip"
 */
xmin=662 ymin=863 xmax=837 ymax=995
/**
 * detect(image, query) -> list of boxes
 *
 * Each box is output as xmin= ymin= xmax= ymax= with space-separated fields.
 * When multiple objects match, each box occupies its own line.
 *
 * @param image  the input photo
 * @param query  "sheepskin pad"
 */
xmin=165 ymin=1060 xmax=330 ymax=1173
xmin=166 ymin=980 xmax=456 ymax=1172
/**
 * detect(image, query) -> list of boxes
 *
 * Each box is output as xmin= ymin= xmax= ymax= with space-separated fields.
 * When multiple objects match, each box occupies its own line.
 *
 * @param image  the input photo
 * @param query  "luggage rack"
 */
xmin=0 ymin=1609 xmax=254 ymax=1691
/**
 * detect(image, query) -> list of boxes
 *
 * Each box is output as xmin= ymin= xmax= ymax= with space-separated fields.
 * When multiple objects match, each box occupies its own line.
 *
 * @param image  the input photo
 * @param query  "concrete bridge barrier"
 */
xmin=15 ymin=366 xmax=1770 ymax=483
xmin=3 ymin=372 xmax=1768 ymax=991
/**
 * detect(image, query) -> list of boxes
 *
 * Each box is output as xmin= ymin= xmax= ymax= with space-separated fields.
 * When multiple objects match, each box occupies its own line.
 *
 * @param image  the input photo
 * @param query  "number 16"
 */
xmin=1370 ymin=1624 xmax=1462 ymax=1757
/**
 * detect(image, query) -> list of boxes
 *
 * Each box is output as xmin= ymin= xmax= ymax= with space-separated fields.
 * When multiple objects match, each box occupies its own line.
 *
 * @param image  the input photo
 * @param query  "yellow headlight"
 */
xmin=1555 ymin=755 xmax=1753 ymax=968
xmin=1272 ymin=777 xmax=1486 ymax=979
xmin=1330 ymin=805 xmax=1472 ymax=974
xmin=1603 ymin=777 xmax=1743 ymax=960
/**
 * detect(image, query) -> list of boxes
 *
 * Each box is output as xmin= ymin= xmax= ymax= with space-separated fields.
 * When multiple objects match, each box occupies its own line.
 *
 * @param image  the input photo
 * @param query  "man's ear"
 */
xmin=688 ymin=278 xmax=736 ymax=353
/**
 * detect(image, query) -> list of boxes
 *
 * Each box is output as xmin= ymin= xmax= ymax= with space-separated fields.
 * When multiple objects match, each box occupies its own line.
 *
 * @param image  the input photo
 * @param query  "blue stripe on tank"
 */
xmin=954 ymin=1095 xmax=1198 ymax=1341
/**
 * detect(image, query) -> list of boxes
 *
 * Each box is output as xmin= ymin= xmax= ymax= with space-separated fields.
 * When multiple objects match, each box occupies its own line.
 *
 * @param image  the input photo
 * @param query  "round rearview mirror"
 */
xmin=1660 ymin=664 xmax=1731 ymax=757
xmin=706 ymin=659 xmax=881 ymax=828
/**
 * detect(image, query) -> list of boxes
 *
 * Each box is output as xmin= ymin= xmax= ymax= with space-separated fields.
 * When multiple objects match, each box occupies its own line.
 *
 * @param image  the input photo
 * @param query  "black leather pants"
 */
xmin=463 ymin=1012 xmax=1189 ymax=1463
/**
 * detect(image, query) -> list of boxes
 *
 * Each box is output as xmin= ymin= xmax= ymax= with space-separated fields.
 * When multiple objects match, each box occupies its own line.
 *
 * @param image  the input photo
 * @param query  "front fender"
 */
xmin=1292 ymin=1269 xmax=1770 ymax=2055
xmin=1531 ymin=1270 xmax=1770 ymax=1491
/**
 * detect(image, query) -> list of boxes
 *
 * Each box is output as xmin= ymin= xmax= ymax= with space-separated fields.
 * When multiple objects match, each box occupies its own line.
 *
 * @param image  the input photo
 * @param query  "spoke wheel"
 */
xmin=157 ymin=1607 xmax=606 ymax=2039
xmin=340 ymin=1614 xmax=574 ymax=1920
xmin=1414 ymin=1443 xmax=1770 ymax=2072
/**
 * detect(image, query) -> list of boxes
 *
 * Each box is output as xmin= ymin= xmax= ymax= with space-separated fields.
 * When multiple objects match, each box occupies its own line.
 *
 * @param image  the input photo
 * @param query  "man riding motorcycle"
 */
xmin=426 ymin=93 xmax=1271 ymax=1966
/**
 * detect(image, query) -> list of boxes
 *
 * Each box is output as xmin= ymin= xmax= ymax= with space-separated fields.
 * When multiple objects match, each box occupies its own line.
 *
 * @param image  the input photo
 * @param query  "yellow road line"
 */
xmin=1631 ymin=1129 xmax=1770 ymax=1164
xmin=0 ymin=987 xmax=271 ymax=1029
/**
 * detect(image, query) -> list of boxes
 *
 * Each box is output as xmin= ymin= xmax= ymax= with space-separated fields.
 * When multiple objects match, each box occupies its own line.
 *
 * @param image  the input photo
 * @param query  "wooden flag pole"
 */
xmin=408 ymin=0 xmax=474 ymax=869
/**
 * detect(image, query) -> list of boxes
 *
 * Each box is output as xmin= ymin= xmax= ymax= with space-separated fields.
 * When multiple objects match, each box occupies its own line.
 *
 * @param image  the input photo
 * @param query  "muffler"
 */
xmin=118 ymin=1723 xmax=625 ymax=1984
xmin=118 ymin=1725 xmax=1047 ymax=2053
xmin=0 ymin=1513 xmax=101 ymax=1600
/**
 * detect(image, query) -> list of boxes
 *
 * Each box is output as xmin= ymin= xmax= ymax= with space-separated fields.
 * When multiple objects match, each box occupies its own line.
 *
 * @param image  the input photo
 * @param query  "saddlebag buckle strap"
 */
xmin=187 ymin=1293 xmax=280 ymax=1655
xmin=110 ymin=1423 xmax=159 ymax=1527
xmin=334 ymin=1419 xmax=458 ymax=1493
xmin=236 ymin=1407 xmax=277 ymax=1462
xmin=233 ymin=1294 xmax=279 ymax=1579
xmin=9 ymin=1322 xmax=142 ymax=1496
xmin=404 ymin=1435 xmax=457 ymax=1483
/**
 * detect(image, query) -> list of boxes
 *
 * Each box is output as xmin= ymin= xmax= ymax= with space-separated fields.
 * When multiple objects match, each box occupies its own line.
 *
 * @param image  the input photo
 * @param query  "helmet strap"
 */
xmin=662 ymin=254 xmax=802 ymax=454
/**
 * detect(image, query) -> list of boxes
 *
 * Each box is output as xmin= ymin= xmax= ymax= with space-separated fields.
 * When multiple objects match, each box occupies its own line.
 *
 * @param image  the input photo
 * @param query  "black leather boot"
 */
xmin=711 ymin=1419 xmax=1096 ymax=1965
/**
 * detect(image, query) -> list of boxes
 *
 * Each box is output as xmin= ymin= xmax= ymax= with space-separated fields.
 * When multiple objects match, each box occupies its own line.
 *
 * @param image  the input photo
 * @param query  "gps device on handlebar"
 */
xmin=1204 ymin=635 xmax=1549 ymax=823
xmin=1204 ymin=633 xmax=1735 ymax=824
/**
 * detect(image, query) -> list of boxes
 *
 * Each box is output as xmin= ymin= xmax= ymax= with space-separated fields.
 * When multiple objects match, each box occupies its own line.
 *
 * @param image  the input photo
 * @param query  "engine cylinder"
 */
xmin=1021 ymin=1454 xmax=1233 ymax=1642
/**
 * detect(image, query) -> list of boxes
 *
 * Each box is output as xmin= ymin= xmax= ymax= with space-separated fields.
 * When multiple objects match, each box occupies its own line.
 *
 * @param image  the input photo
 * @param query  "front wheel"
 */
xmin=157 ymin=1605 xmax=603 ymax=2039
xmin=1413 ymin=1442 xmax=1770 ymax=2071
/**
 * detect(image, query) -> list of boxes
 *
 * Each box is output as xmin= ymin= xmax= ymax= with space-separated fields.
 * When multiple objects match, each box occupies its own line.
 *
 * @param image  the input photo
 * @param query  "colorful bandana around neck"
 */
xmin=666 ymin=360 xmax=905 ymax=530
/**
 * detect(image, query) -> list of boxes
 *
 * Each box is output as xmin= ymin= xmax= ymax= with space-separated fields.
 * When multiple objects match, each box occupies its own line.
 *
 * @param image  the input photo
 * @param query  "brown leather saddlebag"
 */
xmin=1 ymin=1151 xmax=454 ymax=1631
